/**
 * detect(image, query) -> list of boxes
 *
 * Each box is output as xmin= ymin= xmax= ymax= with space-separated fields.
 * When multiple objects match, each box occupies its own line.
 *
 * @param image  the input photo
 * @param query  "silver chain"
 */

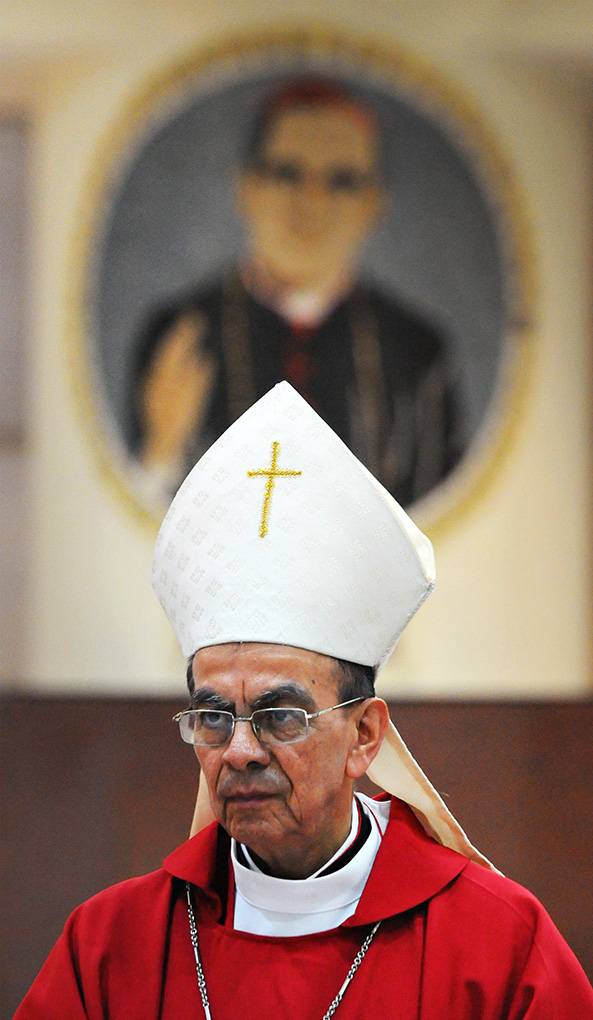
xmin=321 ymin=919 xmax=381 ymax=1019
xmin=185 ymin=882 xmax=381 ymax=1020
xmin=186 ymin=883 xmax=212 ymax=1020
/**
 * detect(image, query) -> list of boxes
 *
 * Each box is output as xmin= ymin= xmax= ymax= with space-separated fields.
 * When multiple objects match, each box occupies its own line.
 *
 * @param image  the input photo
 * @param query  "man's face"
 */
xmin=238 ymin=104 xmax=382 ymax=291
xmin=190 ymin=642 xmax=363 ymax=876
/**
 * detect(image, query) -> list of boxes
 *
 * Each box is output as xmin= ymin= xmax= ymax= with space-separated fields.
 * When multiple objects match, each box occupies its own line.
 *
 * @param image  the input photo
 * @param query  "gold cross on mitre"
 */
xmin=247 ymin=441 xmax=302 ymax=538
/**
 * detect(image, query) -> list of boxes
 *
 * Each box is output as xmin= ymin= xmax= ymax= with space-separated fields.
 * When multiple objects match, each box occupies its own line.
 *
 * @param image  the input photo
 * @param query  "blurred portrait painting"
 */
xmin=84 ymin=43 xmax=521 ymax=520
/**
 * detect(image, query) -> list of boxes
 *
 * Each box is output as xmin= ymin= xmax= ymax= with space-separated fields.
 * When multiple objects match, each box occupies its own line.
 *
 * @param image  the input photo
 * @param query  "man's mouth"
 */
xmin=225 ymin=791 xmax=275 ymax=801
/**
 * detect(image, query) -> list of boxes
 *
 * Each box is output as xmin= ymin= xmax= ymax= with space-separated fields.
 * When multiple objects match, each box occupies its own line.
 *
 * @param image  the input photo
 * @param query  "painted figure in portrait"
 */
xmin=125 ymin=80 xmax=461 ymax=508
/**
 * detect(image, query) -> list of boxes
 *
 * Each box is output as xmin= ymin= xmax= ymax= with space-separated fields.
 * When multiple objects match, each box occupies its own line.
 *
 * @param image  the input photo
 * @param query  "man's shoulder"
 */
xmin=356 ymin=282 xmax=449 ymax=362
xmin=447 ymin=859 xmax=555 ymax=937
xmin=461 ymin=860 xmax=538 ymax=899
xmin=138 ymin=272 xmax=228 ymax=337
xmin=69 ymin=867 xmax=174 ymax=928
xmin=377 ymin=798 xmax=553 ymax=940
xmin=432 ymin=859 xmax=593 ymax=998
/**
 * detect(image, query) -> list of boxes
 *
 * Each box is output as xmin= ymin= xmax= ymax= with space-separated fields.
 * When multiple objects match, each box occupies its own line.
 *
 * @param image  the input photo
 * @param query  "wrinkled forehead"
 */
xmin=191 ymin=642 xmax=341 ymax=697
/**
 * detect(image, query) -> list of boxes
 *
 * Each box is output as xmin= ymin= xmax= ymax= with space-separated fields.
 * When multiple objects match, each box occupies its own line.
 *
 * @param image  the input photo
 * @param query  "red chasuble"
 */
xmin=16 ymin=799 xmax=593 ymax=1019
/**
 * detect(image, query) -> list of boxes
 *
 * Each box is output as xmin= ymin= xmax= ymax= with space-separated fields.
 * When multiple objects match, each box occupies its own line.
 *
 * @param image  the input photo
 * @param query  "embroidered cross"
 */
xmin=247 ymin=441 xmax=302 ymax=538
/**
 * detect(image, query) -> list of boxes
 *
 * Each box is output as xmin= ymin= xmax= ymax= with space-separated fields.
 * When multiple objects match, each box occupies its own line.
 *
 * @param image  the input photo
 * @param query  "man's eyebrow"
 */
xmin=189 ymin=687 xmax=233 ymax=711
xmin=251 ymin=683 xmax=316 ymax=712
xmin=189 ymin=682 xmax=317 ymax=712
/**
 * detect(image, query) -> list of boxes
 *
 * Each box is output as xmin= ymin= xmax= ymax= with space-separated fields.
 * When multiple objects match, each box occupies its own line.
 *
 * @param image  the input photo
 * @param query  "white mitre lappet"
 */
xmin=153 ymin=381 xmax=495 ymax=871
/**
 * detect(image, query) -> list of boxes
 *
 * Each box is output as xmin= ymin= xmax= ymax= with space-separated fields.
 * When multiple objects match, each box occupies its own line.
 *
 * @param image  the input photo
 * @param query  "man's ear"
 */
xmin=345 ymin=698 xmax=390 ymax=781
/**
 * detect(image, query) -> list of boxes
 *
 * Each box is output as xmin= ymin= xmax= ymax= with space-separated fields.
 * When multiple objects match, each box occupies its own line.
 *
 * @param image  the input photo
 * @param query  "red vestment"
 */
xmin=16 ymin=798 xmax=593 ymax=1019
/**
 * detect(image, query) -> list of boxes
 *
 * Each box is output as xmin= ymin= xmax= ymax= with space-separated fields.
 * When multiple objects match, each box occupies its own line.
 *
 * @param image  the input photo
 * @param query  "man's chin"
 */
xmin=264 ymin=253 xmax=341 ymax=290
xmin=223 ymin=797 xmax=280 ymax=841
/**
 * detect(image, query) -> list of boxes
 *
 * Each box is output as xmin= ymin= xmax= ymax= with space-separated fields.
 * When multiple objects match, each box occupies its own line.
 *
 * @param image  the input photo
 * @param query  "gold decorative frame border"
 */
xmin=67 ymin=27 xmax=535 ymax=541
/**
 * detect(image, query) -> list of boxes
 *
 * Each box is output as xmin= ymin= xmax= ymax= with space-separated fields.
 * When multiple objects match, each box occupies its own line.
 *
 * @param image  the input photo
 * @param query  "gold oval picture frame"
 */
xmin=71 ymin=29 xmax=533 ymax=538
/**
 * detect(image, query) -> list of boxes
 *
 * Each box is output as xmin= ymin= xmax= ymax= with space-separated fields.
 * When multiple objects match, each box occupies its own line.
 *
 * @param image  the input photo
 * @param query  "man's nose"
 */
xmin=221 ymin=719 xmax=271 ymax=770
xmin=292 ymin=171 xmax=332 ymax=214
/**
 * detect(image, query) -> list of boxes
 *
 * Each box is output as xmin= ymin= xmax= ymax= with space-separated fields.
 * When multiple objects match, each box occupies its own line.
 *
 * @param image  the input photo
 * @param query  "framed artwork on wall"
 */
xmin=73 ymin=30 xmax=533 ymax=532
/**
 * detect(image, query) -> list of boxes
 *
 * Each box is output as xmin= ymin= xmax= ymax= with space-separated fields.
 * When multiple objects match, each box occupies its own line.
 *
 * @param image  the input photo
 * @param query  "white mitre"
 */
xmin=153 ymin=381 xmax=496 ymax=871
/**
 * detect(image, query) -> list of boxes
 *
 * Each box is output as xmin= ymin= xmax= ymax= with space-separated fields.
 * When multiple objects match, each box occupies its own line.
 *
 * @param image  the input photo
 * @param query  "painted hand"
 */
xmin=140 ymin=312 xmax=214 ymax=468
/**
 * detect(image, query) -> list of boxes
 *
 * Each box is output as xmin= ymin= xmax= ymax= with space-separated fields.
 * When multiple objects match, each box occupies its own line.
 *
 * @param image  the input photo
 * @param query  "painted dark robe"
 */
xmin=127 ymin=276 xmax=461 ymax=507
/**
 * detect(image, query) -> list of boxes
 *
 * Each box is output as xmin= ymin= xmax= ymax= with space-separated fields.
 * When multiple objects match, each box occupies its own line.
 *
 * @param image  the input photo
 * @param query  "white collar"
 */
xmin=231 ymin=795 xmax=388 ymax=935
xmin=240 ymin=262 xmax=351 ymax=328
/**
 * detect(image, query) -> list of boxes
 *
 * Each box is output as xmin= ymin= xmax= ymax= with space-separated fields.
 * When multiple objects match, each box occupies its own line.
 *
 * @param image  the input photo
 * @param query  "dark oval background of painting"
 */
xmin=88 ymin=56 xmax=508 ymax=509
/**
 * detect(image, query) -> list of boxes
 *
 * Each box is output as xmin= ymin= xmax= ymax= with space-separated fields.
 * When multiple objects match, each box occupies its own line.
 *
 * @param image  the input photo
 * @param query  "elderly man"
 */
xmin=128 ymin=78 xmax=460 ymax=508
xmin=17 ymin=384 xmax=593 ymax=1018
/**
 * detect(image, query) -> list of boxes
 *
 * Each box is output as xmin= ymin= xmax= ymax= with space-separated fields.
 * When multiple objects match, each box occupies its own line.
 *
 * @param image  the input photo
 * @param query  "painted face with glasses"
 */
xmin=238 ymin=103 xmax=382 ymax=294
xmin=179 ymin=642 xmax=389 ymax=880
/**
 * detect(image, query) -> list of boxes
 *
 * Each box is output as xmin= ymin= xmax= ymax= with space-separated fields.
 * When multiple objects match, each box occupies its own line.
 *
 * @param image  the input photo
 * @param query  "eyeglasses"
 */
xmin=255 ymin=159 xmax=376 ymax=194
xmin=172 ymin=697 xmax=366 ymax=747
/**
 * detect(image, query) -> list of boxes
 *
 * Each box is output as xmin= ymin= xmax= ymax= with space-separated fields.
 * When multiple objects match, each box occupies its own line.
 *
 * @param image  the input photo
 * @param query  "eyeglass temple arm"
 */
xmin=308 ymin=696 xmax=365 ymax=720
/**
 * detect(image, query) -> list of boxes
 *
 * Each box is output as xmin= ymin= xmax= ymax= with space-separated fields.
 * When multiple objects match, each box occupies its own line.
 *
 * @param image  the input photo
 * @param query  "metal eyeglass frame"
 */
xmin=172 ymin=696 xmax=367 ymax=747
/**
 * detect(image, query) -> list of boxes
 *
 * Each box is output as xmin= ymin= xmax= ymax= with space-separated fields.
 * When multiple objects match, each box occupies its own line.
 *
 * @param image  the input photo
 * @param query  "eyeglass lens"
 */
xmin=179 ymin=708 xmax=309 ymax=746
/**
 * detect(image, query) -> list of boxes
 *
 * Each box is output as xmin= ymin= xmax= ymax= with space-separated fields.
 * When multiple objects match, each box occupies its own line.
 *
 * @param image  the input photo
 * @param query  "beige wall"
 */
xmin=1 ymin=1 xmax=591 ymax=696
